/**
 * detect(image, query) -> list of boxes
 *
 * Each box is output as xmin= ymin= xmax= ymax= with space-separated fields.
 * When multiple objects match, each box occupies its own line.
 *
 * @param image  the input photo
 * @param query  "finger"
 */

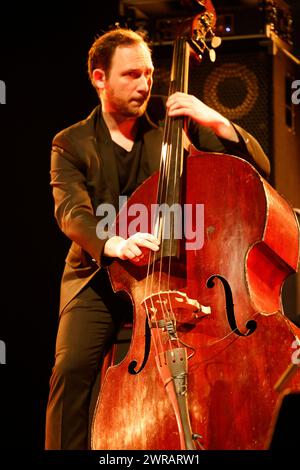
xmin=168 ymin=97 xmax=190 ymax=109
xmin=135 ymin=239 xmax=160 ymax=251
xmin=133 ymin=233 xmax=160 ymax=245
xmin=121 ymin=249 xmax=141 ymax=260
xmin=168 ymin=107 xmax=190 ymax=117
xmin=167 ymin=92 xmax=186 ymax=102
xmin=167 ymin=98 xmax=182 ymax=109
xmin=117 ymin=241 xmax=142 ymax=259
xmin=167 ymin=93 xmax=189 ymax=105
xmin=126 ymin=242 xmax=143 ymax=257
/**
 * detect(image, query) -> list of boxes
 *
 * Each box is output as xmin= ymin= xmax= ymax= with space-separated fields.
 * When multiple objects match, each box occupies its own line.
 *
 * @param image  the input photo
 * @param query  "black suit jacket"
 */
xmin=50 ymin=103 xmax=270 ymax=313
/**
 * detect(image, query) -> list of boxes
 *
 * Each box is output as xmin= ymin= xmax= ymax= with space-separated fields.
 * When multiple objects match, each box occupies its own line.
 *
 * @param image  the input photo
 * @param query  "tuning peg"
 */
xmin=211 ymin=35 xmax=222 ymax=49
xmin=201 ymin=40 xmax=217 ymax=62
xmin=199 ymin=40 xmax=217 ymax=62
xmin=209 ymin=48 xmax=216 ymax=62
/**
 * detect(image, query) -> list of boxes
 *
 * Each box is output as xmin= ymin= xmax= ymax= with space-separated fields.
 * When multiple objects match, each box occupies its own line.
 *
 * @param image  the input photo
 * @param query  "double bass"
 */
xmin=92 ymin=0 xmax=300 ymax=450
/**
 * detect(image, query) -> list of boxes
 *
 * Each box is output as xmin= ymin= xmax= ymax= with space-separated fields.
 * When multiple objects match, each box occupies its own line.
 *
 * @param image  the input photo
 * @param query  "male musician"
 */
xmin=45 ymin=28 xmax=270 ymax=449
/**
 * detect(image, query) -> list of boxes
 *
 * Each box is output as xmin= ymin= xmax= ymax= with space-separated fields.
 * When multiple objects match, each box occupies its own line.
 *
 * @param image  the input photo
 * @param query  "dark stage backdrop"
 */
xmin=0 ymin=0 xmax=120 ymax=457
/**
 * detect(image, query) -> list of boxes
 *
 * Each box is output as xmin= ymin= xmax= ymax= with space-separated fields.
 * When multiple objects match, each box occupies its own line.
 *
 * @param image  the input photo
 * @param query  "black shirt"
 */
xmin=98 ymin=114 xmax=153 ymax=198
xmin=113 ymin=138 xmax=142 ymax=196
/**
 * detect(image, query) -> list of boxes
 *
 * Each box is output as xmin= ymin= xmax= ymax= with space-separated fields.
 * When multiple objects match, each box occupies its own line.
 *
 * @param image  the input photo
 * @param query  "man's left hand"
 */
xmin=166 ymin=92 xmax=238 ymax=142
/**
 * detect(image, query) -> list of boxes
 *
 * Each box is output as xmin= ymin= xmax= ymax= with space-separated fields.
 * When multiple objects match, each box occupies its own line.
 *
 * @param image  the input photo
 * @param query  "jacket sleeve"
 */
xmin=231 ymin=123 xmax=271 ymax=177
xmin=187 ymin=120 xmax=271 ymax=178
xmin=50 ymin=136 xmax=108 ymax=266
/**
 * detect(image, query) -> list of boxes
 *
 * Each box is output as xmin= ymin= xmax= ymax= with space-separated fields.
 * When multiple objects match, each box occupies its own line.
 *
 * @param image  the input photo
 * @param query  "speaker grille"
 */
xmin=152 ymin=39 xmax=273 ymax=160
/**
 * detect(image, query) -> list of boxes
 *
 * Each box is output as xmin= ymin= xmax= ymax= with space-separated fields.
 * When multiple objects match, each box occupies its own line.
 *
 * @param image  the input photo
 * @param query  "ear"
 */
xmin=92 ymin=68 xmax=106 ymax=92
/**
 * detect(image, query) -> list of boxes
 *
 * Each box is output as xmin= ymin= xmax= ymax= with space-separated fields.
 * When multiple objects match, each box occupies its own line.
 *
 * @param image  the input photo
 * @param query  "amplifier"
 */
xmin=118 ymin=0 xmax=267 ymax=43
xmin=118 ymin=0 xmax=299 ymax=61
xmin=265 ymin=0 xmax=300 ymax=61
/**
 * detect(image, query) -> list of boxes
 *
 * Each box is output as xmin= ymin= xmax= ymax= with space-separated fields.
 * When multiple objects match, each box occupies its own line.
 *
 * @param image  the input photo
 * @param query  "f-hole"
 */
xmin=207 ymin=274 xmax=257 ymax=336
xmin=128 ymin=316 xmax=151 ymax=374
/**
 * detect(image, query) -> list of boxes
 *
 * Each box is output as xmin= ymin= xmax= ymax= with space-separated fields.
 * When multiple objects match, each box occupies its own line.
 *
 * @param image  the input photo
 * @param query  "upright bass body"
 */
xmin=92 ymin=152 xmax=300 ymax=450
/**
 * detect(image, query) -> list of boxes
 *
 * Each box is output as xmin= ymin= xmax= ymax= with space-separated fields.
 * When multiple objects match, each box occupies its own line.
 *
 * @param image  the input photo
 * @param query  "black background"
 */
xmin=0 ymin=0 xmax=120 ymax=457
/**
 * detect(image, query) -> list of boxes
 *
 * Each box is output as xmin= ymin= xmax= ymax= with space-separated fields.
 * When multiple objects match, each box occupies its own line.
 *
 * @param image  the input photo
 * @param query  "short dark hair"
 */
xmin=87 ymin=28 xmax=151 ymax=86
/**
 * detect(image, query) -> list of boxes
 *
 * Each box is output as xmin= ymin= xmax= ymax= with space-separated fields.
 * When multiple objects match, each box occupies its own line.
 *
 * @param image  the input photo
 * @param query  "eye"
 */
xmin=128 ymin=71 xmax=140 ymax=78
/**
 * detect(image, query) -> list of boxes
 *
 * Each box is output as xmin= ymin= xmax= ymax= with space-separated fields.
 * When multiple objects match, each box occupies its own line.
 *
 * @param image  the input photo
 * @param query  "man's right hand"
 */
xmin=103 ymin=233 xmax=160 ymax=263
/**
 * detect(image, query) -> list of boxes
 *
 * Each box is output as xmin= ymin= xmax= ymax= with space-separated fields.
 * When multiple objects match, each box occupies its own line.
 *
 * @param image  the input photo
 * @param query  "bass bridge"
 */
xmin=141 ymin=290 xmax=211 ymax=328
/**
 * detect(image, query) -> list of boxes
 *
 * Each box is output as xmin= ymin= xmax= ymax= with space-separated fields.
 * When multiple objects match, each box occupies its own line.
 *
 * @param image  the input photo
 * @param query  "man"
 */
xmin=45 ymin=28 xmax=270 ymax=450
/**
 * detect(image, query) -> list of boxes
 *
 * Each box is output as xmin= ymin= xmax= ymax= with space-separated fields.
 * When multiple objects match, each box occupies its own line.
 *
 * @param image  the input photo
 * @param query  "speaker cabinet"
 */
xmin=273 ymin=46 xmax=300 ymax=208
xmin=152 ymin=37 xmax=274 ymax=163
xmin=272 ymin=47 xmax=300 ymax=326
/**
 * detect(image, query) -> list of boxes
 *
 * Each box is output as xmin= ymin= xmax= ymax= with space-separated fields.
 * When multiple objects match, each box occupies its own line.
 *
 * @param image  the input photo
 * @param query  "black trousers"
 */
xmin=45 ymin=269 xmax=132 ymax=450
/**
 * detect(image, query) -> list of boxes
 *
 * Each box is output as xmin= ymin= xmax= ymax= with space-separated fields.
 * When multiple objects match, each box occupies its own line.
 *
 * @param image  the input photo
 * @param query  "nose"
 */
xmin=137 ymin=74 xmax=152 ymax=93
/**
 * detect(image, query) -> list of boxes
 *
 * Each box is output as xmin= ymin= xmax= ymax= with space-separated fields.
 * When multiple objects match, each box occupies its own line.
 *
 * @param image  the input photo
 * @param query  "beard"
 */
xmin=105 ymin=87 xmax=150 ymax=118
